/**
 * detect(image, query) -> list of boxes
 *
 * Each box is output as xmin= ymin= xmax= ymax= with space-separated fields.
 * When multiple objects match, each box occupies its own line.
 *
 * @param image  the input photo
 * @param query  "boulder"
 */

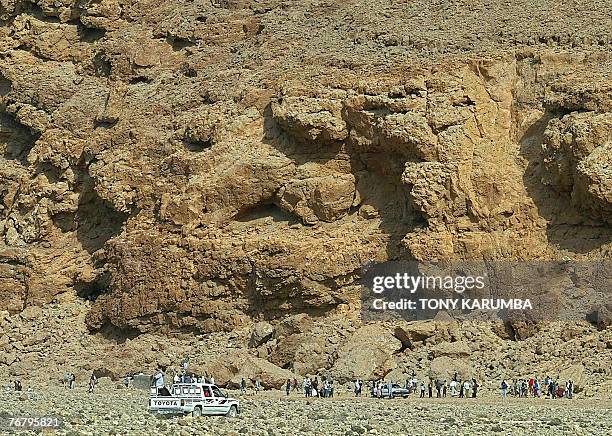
xmin=249 ymin=321 xmax=274 ymax=347
xmin=393 ymin=321 xmax=437 ymax=347
xmin=269 ymin=332 xmax=331 ymax=376
xmin=541 ymin=112 xmax=612 ymax=224
xmin=271 ymin=97 xmax=348 ymax=144
xmin=431 ymin=341 xmax=471 ymax=358
xmin=331 ymin=324 xmax=402 ymax=382
xmin=276 ymin=174 xmax=356 ymax=224
xmin=559 ymin=364 xmax=587 ymax=393
xmin=587 ymin=304 xmax=612 ymax=330
xmin=429 ymin=356 xmax=474 ymax=381
xmin=203 ymin=349 xmax=296 ymax=389
xmin=273 ymin=314 xmax=314 ymax=338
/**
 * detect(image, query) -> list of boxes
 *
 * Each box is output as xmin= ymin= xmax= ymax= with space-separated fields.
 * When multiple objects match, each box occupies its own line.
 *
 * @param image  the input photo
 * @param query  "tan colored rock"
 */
xmin=431 ymin=341 xmax=471 ymax=358
xmin=248 ymin=321 xmax=274 ymax=348
xmin=203 ymin=349 xmax=296 ymax=389
xmin=393 ymin=321 xmax=437 ymax=346
xmin=276 ymin=174 xmax=356 ymax=224
xmin=0 ymin=0 xmax=610 ymax=392
xmin=331 ymin=325 xmax=402 ymax=381
xmin=272 ymin=97 xmax=348 ymax=144
xmin=429 ymin=356 xmax=474 ymax=381
xmin=559 ymin=364 xmax=587 ymax=393
xmin=542 ymin=112 xmax=612 ymax=224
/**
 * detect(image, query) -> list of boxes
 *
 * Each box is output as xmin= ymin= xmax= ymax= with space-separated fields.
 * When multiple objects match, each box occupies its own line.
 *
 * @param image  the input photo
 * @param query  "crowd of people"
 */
xmin=501 ymin=376 xmax=574 ymax=399
xmin=364 ymin=375 xmax=480 ymax=399
xmin=354 ymin=373 xmax=577 ymax=401
xmin=52 ymin=358 xmax=576 ymax=403
xmin=297 ymin=376 xmax=335 ymax=398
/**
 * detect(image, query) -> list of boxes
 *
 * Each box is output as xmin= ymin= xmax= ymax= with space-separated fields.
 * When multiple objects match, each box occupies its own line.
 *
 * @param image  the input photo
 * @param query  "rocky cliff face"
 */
xmin=0 ymin=1 xmax=611 ymax=386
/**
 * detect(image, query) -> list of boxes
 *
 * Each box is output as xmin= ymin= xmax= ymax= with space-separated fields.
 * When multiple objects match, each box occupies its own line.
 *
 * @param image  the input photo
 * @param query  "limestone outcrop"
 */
xmin=0 ymin=0 xmax=610 ymax=388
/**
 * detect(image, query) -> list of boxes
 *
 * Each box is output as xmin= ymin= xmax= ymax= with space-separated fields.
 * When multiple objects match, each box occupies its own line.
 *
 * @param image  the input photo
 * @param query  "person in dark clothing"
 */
xmin=459 ymin=381 xmax=464 ymax=398
xmin=88 ymin=373 xmax=97 ymax=393
xmin=428 ymin=381 xmax=433 ymax=398
xmin=472 ymin=379 xmax=478 ymax=398
xmin=286 ymin=379 xmax=291 ymax=396
xmin=443 ymin=380 xmax=447 ymax=397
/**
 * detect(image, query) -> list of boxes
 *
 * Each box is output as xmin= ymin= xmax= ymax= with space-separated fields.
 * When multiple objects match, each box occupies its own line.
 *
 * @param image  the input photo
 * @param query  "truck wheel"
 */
xmin=226 ymin=405 xmax=238 ymax=418
xmin=192 ymin=406 xmax=202 ymax=417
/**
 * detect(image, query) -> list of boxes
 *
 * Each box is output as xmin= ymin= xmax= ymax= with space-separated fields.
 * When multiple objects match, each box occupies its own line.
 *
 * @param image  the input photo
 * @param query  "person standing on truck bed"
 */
xmin=153 ymin=368 xmax=165 ymax=390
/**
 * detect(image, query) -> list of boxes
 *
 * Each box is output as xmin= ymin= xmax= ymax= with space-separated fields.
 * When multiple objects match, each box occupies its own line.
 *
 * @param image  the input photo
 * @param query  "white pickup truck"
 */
xmin=149 ymin=383 xmax=240 ymax=417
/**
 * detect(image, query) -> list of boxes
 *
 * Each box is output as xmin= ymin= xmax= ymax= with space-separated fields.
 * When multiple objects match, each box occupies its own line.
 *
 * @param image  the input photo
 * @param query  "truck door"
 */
xmin=201 ymin=386 xmax=217 ymax=415
xmin=211 ymin=385 xmax=230 ymax=414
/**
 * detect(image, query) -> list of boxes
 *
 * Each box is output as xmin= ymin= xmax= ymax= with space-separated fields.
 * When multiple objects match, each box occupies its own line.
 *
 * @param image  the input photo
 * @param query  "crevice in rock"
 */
xmin=166 ymin=36 xmax=196 ymax=52
xmin=50 ymin=165 xmax=128 ymax=254
xmin=92 ymin=52 xmax=112 ymax=77
xmin=129 ymin=76 xmax=152 ymax=85
xmin=15 ymin=2 xmax=61 ymax=23
xmin=0 ymin=112 xmax=40 ymax=165
xmin=94 ymin=118 xmax=118 ymax=129
xmin=95 ymin=321 xmax=140 ymax=344
xmin=235 ymin=202 xmax=300 ymax=224
xmin=179 ymin=65 xmax=197 ymax=78
xmin=51 ymin=211 xmax=77 ymax=233
xmin=75 ymin=271 xmax=110 ymax=302
xmin=78 ymin=25 xmax=106 ymax=44
xmin=0 ymin=73 xmax=11 ymax=97
xmin=183 ymin=137 xmax=212 ymax=152
xmin=35 ymin=161 xmax=63 ymax=183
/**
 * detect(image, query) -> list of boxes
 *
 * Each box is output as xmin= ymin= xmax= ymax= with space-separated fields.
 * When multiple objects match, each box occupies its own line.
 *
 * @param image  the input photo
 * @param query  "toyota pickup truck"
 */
xmin=149 ymin=383 xmax=239 ymax=417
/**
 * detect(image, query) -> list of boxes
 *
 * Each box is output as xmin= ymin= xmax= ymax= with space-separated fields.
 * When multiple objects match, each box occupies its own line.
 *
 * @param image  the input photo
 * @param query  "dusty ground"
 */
xmin=0 ymin=387 xmax=611 ymax=435
xmin=0 ymin=2 xmax=611 ymax=433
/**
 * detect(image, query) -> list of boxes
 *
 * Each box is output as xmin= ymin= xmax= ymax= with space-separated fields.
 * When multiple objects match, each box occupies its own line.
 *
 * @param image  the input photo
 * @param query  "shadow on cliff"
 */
xmin=0 ymin=112 xmax=39 ymax=165
xmin=519 ymin=111 xmax=612 ymax=253
xmin=51 ymin=169 xmax=128 ymax=255
xmin=262 ymin=103 xmax=425 ymax=260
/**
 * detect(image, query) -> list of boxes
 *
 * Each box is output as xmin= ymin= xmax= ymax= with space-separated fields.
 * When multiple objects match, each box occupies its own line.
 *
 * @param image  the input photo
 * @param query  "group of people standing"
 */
xmin=297 ymin=376 xmax=335 ymax=398
xmin=62 ymin=372 xmax=97 ymax=392
xmin=240 ymin=378 xmax=261 ymax=395
xmin=501 ymin=376 xmax=574 ymax=399
xmin=367 ymin=376 xmax=479 ymax=399
xmin=63 ymin=373 xmax=76 ymax=389
xmin=421 ymin=378 xmax=479 ymax=398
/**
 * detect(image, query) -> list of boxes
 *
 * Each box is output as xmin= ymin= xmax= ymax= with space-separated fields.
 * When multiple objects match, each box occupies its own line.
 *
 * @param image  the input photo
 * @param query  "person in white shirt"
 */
xmin=153 ymin=369 xmax=165 ymax=391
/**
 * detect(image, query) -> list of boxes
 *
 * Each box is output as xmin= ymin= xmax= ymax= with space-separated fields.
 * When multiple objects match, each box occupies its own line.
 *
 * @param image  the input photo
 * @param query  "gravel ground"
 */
xmin=0 ymin=387 xmax=611 ymax=435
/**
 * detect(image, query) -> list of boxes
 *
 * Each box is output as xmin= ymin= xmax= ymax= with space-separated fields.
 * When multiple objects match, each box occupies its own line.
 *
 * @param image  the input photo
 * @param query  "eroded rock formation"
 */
xmin=0 ymin=0 xmax=610 ymax=386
